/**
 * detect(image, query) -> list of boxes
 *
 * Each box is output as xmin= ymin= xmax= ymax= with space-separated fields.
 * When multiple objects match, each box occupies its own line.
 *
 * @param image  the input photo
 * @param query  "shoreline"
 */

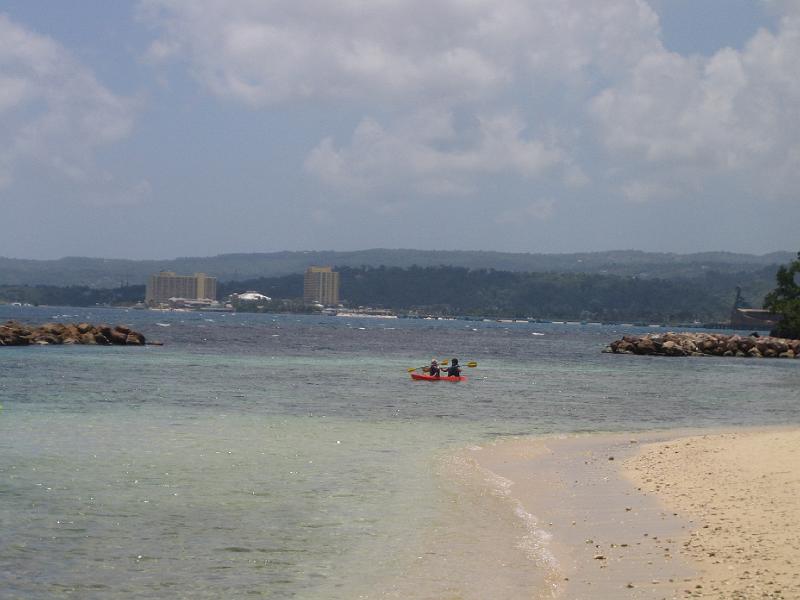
xmin=466 ymin=426 xmax=800 ymax=599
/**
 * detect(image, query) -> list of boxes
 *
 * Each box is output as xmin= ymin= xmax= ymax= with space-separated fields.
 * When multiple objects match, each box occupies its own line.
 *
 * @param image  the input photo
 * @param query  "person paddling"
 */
xmin=445 ymin=358 xmax=461 ymax=378
xmin=428 ymin=359 xmax=441 ymax=377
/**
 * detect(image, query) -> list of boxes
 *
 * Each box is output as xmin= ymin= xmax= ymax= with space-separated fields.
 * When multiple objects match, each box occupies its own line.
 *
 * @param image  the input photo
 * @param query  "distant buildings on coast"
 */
xmin=136 ymin=268 xmax=779 ymax=332
xmin=729 ymin=287 xmax=781 ymax=330
xmin=145 ymin=271 xmax=218 ymax=307
xmin=303 ymin=266 xmax=340 ymax=306
xmin=142 ymin=267 xmax=342 ymax=312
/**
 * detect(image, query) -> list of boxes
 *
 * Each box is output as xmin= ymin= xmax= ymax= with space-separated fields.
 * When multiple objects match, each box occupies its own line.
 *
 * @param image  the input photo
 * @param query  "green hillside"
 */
xmin=0 ymin=249 xmax=792 ymax=287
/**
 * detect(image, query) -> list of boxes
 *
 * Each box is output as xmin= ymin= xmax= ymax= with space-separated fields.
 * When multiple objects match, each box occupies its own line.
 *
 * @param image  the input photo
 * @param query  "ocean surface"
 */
xmin=1 ymin=306 xmax=799 ymax=599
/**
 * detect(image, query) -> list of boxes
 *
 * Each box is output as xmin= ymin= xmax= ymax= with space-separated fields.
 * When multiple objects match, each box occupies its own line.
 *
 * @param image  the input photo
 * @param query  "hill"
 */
xmin=0 ymin=263 xmax=779 ymax=323
xmin=0 ymin=249 xmax=792 ymax=287
xmin=218 ymin=265 xmax=775 ymax=323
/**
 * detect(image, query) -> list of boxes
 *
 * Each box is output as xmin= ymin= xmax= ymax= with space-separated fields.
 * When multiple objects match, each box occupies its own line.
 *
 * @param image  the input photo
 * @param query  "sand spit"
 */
xmin=470 ymin=434 xmax=698 ymax=599
xmin=469 ymin=429 xmax=800 ymax=599
xmin=625 ymin=430 xmax=800 ymax=599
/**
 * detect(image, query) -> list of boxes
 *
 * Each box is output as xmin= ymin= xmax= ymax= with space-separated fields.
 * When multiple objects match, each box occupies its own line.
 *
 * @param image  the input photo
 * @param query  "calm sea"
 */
xmin=1 ymin=306 xmax=798 ymax=599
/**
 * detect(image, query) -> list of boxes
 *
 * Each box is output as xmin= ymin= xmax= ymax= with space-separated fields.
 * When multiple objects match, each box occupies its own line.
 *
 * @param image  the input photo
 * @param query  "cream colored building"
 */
xmin=145 ymin=272 xmax=218 ymax=306
xmin=303 ymin=266 xmax=340 ymax=306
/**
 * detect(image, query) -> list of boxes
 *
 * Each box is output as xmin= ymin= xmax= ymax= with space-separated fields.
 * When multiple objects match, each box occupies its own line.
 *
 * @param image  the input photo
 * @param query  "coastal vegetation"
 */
xmin=0 ymin=284 xmax=144 ymax=307
xmin=334 ymin=266 xmax=743 ymax=322
xmin=0 ymin=249 xmax=790 ymax=287
xmin=764 ymin=251 xmax=800 ymax=339
xmin=0 ymin=264 xmax=777 ymax=325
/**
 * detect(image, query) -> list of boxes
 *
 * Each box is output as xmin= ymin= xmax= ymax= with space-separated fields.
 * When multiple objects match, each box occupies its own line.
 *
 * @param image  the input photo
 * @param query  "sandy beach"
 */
xmin=468 ymin=428 xmax=800 ymax=599
xmin=626 ymin=429 xmax=800 ymax=599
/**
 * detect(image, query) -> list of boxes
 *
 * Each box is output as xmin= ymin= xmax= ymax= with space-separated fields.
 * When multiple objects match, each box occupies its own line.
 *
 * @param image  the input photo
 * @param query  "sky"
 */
xmin=0 ymin=0 xmax=798 ymax=260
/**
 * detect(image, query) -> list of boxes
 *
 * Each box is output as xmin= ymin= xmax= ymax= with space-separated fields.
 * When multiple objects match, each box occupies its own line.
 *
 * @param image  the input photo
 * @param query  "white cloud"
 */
xmin=140 ymin=0 xmax=800 ymax=207
xmin=590 ymin=6 xmax=800 ymax=199
xmin=304 ymin=110 xmax=564 ymax=199
xmin=139 ymin=0 xmax=662 ymax=201
xmin=0 ymin=14 xmax=135 ymax=193
xmin=140 ymin=0 xmax=662 ymax=106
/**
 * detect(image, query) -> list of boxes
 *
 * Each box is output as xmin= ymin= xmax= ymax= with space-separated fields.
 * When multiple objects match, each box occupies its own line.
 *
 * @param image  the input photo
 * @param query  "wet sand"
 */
xmin=469 ymin=428 xmax=800 ymax=599
xmin=471 ymin=433 xmax=697 ymax=599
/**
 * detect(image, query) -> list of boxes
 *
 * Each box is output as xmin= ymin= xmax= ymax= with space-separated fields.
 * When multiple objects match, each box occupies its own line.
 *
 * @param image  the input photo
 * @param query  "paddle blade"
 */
xmin=466 ymin=361 xmax=478 ymax=368
xmin=407 ymin=367 xmax=418 ymax=372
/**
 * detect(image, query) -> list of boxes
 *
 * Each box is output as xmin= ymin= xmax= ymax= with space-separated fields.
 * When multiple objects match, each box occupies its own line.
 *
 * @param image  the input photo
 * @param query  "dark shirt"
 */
xmin=446 ymin=366 xmax=461 ymax=377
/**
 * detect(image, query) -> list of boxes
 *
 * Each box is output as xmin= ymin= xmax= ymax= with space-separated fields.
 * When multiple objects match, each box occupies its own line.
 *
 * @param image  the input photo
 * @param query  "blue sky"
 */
xmin=0 ymin=1 xmax=797 ymax=259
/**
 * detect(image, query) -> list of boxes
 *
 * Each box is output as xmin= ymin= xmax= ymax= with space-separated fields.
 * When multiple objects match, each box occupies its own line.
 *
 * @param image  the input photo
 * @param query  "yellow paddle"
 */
xmin=407 ymin=360 xmax=477 ymax=372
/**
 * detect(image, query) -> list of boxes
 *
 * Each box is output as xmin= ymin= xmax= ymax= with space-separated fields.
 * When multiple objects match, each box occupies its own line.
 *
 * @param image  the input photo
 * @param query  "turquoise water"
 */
xmin=1 ymin=307 xmax=799 ymax=598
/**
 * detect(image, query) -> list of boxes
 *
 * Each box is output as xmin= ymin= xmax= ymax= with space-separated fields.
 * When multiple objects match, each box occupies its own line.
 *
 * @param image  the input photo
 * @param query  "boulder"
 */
xmin=634 ymin=338 xmax=656 ymax=355
xmin=605 ymin=331 xmax=798 ymax=360
xmin=614 ymin=340 xmax=635 ymax=353
xmin=108 ymin=329 xmax=129 ymax=345
xmin=126 ymin=332 xmax=145 ymax=345
xmin=681 ymin=339 xmax=699 ymax=353
xmin=662 ymin=341 xmax=687 ymax=356
xmin=0 ymin=321 xmax=149 ymax=348
xmin=747 ymin=347 xmax=763 ymax=358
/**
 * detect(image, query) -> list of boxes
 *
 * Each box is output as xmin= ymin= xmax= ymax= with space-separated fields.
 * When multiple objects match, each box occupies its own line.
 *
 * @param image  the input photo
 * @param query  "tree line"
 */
xmin=764 ymin=251 xmax=800 ymax=338
xmin=335 ymin=266 xmax=736 ymax=323
xmin=3 ymin=256 xmax=797 ymax=334
xmin=1 ymin=265 xmax=770 ymax=325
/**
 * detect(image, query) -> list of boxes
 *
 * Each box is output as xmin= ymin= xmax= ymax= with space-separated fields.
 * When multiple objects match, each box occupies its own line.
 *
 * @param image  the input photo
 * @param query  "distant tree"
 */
xmin=764 ymin=251 xmax=800 ymax=339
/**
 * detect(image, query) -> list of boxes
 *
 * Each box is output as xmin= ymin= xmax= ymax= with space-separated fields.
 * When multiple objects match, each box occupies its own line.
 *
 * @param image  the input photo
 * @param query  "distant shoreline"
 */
xmin=0 ymin=303 xmax=774 ymax=333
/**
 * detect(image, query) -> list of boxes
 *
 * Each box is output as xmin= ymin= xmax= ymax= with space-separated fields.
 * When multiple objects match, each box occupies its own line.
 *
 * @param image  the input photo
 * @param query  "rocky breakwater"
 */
xmin=605 ymin=332 xmax=799 ymax=359
xmin=0 ymin=321 xmax=146 ymax=346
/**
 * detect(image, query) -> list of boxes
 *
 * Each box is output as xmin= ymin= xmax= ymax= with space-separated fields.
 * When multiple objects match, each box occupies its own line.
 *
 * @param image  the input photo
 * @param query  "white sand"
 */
xmin=466 ymin=428 xmax=800 ymax=599
xmin=625 ymin=429 xmax=800 ymax=599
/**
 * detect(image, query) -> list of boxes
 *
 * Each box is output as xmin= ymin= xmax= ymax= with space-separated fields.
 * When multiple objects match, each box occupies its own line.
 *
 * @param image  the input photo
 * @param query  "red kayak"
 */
xmin=410 ymin=373 xmax=467 ymax=382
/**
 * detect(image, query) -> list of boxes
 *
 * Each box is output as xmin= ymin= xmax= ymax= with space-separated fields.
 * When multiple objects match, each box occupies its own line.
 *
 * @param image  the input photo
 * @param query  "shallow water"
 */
xmin=1 ymin=306 xmax=798 ymax=598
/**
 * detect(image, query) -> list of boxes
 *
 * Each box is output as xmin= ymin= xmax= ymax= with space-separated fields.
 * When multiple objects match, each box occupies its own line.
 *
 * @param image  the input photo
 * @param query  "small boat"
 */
xmin=410 ymin=373 xmax=467 ymax=382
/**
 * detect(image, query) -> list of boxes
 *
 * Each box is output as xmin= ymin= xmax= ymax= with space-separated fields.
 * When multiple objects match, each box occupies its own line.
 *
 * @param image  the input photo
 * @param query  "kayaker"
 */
xmin=445 ymin=358 xmax=461 ymax=378
xmin=429 ymin=359 xmax=441 ymax=377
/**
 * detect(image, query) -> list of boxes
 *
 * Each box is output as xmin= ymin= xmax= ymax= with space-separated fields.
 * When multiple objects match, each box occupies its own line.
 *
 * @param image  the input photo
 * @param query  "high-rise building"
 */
xmin=145 ymin=272 xmax=218 ymax=306
xmin=303 ymin=266 xmax=340 ymax=306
